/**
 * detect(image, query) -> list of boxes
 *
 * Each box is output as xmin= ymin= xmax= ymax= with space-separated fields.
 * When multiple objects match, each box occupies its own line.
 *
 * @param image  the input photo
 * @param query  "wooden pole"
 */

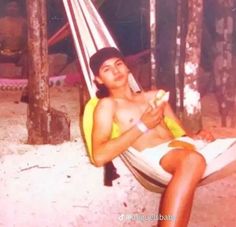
xmin=214 ymin=0 xmax=235 ymax=127
xmin=27 ymin=0 xmax=70 ymax=144
xmin=27 ymin=0 xmax=50 ymax=144
xmin=175 ymin=0 xmax=187 ymax=116
xmin=182 ymin=0 xmax=203 ymax=132
xmin=150 ymin=0 xmax=157 ymax=88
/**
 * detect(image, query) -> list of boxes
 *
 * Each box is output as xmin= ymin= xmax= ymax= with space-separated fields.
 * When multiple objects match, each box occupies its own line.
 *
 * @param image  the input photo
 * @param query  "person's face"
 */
xmin=95 ymin=57 xmax=130 ymax=89
xmin=5 ymin=2 xmax=20 ymax=16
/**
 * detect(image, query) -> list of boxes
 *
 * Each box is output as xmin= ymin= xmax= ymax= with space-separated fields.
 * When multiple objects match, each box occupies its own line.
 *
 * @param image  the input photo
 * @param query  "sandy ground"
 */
xmin=0 ymin=86 xmax=236 ymax=227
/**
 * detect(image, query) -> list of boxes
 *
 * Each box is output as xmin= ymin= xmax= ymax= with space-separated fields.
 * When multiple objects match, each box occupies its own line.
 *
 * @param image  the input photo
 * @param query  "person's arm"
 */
xmin=92 ymin=98 xmax=142 ymax=166
xmin=92 ymin=98 xmax=163 ymax=166
xmin=163 ymin=102 xmax=188 ymax=132
xmin=163 ymin=102 xmax=214 ymax=141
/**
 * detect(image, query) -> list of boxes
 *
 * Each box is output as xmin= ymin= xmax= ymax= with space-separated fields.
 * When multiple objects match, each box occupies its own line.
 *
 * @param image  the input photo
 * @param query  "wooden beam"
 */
xmin=26 ymin=0 xmax=70 ymax=144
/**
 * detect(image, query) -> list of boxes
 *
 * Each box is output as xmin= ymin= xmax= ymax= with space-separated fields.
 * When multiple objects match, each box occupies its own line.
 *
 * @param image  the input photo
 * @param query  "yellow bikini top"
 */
xmin=82 ymin=97 xmax=186 ymax=163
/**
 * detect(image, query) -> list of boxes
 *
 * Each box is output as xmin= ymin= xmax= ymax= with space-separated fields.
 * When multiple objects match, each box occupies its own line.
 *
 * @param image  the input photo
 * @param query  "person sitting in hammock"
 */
xmin=89 ymin=47 xmax=216 ymax=227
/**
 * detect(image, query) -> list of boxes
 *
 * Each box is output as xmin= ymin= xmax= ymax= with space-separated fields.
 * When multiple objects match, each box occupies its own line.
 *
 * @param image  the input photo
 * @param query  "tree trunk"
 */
xmin=27 ymin=0 xmax=70 ymax=144
xmin=182 ymin=0 xmax=203 ymax=132
xmin=156 ymin=0 xmax=177 ymax=109
xmin=150 ymin=0 xmax=157 ymax=88
xmin=175 ymin=0 xmax=188 ymax=115
xmin=214 ymin=0 xmax=235 ymax=127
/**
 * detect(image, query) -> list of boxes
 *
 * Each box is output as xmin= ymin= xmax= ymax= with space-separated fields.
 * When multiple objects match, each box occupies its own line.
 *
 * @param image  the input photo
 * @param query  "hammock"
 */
xmin=62 ymin=0 xmax=141 ymax=187
xmin=62 ymin=0 xmax=141 ymax=97
xmin=63 ymin=0 xmax=236 ymax=193
xmin=83 ymin=97 xmax=236 ymax=193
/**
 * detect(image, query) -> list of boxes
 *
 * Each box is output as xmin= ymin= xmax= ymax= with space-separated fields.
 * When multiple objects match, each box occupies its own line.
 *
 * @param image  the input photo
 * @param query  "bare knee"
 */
xmin=160 ymin=149 xmax=206 ymax=177
xmin=181 ymin=152 xmax=206 ymax=177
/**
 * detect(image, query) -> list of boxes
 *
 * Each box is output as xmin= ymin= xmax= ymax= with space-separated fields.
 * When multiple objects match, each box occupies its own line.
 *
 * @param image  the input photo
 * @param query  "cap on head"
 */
xmin=89 ymin=47 xmax=124 ymax=76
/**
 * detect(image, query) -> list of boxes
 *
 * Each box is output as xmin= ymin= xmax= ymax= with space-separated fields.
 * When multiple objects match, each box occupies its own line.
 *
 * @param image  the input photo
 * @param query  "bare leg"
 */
xmin=158 ymin=149 xmax=206 ymax=227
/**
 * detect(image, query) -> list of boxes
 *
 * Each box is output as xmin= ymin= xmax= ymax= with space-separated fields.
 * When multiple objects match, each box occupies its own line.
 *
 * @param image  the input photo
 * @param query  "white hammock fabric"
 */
xmin=64 ymin=0 xmax=236 ymax=193
xmin=62 ymin=0 xmax=140 ymax=97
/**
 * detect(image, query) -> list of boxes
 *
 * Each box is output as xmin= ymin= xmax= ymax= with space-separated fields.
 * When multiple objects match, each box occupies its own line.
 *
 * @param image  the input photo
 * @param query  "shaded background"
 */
xmin=0 ymin=0 xmax=235 ymax=94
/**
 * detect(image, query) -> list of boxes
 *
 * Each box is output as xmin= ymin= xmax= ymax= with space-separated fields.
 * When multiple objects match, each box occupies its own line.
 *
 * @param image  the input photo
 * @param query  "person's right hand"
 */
xmin=139 ymin=103 xmax=165 ymax=129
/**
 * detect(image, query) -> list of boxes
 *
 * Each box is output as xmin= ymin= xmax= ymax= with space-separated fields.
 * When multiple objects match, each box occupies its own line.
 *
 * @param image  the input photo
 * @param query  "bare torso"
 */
xmin=112 ymin=91 xmax=174 ymax=151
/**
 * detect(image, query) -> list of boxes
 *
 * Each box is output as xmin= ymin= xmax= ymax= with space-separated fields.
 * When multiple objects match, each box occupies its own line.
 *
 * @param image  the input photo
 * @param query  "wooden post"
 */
xmin=214 ymin=0 xmax=235 ymax=127
xmin=175 ymin=0 xmax=187 ymax=116
xmin=150 ymin=0 xmax=157 ymax=88
xmin=181 ymin=0 xmax=203 ymax=132
xmin=27 ymin=0 xmax=70 ymax=144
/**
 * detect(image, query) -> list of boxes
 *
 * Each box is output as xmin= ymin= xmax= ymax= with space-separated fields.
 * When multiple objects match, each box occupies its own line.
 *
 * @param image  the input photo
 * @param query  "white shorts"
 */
xmin=128 ymin=137 xmax=236 ymax=180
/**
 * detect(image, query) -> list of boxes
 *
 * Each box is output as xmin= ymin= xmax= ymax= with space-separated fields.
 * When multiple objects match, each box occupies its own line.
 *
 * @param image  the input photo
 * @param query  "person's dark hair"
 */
xmin=89 ymin=47 xmax=124 ymax=98
xmin=94 ymin=80 xmax=110 ymax=98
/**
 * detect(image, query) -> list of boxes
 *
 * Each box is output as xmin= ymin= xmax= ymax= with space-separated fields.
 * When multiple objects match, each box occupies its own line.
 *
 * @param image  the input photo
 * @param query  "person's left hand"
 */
xmin=193 ymin=129 xmax=215 ymax=142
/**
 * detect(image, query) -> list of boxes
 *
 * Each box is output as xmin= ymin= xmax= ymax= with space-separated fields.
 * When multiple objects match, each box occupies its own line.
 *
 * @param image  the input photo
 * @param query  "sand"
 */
xmin=0 ymin=86 xmax=236 ymax=227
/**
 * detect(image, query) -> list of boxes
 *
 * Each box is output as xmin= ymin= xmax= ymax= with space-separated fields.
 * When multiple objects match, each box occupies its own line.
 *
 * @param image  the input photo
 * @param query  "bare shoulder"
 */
xmin=95 ymin=97 xmax=116 ymax=117
xmin=93 ymin=97 xmax=115 ymax=139
xmin=96 ymin=97 xmax=115 ymax=109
